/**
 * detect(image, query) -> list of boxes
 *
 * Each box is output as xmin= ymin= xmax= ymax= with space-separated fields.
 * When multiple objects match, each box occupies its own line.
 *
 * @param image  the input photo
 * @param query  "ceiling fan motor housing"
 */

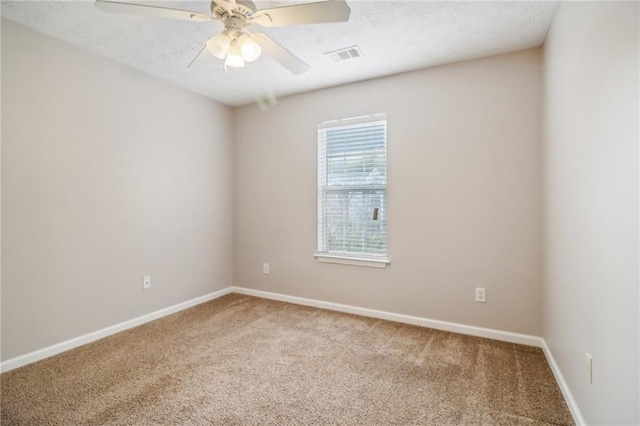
xmin=211 ymin=1 xmax=256 ymax=21
xmin=224 ymin=15 xmax=246 ymax=32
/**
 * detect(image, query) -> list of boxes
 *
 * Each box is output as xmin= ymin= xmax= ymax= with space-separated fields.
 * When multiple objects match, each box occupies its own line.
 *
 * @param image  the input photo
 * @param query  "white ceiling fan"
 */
xmin=95 ymin=0 xmax=351 ymax=74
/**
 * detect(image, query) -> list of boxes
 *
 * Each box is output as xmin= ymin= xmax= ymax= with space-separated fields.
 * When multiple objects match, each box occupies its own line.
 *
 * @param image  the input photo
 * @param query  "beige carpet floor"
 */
xmin=1 ymin=294 xmax=573 ymax=425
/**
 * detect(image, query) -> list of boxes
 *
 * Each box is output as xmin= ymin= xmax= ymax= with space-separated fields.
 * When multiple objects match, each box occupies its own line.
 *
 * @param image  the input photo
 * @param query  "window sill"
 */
xmin=314 ymin=254 xmax=390 ymax=268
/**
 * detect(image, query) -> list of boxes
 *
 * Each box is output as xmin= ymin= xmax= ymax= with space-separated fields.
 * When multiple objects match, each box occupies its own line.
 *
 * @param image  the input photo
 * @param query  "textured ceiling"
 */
xmin=1 ymin=0 xmax=558 ymax=106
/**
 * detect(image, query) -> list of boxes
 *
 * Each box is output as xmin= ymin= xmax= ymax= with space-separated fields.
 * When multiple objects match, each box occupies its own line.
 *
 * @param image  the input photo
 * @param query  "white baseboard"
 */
xmin=0 ymin=287 xmax=233 ymax=373
xmin=231 ymin=286 xmax=543 ymax=347
xmin=3 ymin=285 xmax=581 ymax=424
xmin=541 ymin=339 xmax=586 ymax=425
xmin=234 ymin=287 xmax=588 ymax=419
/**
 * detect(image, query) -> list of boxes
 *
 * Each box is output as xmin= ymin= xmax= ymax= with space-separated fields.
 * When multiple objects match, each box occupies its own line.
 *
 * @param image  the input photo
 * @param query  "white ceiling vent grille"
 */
xmin=324 ymin=46 xmax=364 ymax=62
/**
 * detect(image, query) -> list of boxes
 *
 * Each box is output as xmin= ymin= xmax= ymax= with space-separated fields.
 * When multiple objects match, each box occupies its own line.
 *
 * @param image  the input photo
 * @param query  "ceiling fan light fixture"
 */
xmin=207 ymin=32 xmax=231 ymax=59
xmin=225 ymin=40 xmax=245 ymax=68
xmin=238 ymin=34 xmax=261 ymax=62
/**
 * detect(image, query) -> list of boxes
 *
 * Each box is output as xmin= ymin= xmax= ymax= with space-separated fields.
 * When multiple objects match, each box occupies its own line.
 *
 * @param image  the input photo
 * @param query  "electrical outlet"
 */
xmin=143 ymin=276 xmax=151 ymax=290
xmin=586 ymin=353 xmax=593 ymax=383
xmin=263 ymin=263 xmax=269 ymax=274
xmin=475 ymin=287 xmax=486 ymax=302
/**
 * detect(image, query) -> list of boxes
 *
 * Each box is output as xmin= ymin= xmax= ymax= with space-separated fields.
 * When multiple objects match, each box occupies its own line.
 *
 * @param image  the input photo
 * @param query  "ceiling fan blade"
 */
xmin=251 ymin=0 xmax=350 ymax=27
xmin=95 ymin=0 xmax=212 ymax=22
xmin=249 ymin=33 xmax=310 ymax=75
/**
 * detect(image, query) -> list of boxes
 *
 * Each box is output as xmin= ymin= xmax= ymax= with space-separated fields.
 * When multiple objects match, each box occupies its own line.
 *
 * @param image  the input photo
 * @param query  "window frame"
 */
xmin=315 ymin=113 xmax=390 ymax=268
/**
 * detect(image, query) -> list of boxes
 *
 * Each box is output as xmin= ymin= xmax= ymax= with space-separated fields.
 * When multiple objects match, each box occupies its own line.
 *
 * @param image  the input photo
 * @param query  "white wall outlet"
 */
xmin=263 ymin=263 xmax=269 ymax=274
xmin=475 ymin=287 xmax=486 ymax=302
xmin=143 ymin=276 xmax=151 ymax=290
xmin=586 ymin=353 xmax=593 ymax=383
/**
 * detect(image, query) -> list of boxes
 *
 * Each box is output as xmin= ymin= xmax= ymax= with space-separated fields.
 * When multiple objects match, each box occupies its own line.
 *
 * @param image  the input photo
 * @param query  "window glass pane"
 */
xmin=318 ymin=115 xmax=387 ymax=259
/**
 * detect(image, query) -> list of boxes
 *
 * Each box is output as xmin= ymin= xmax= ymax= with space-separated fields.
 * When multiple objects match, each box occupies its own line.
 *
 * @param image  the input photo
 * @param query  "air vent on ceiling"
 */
xmin=324 ymin=45 xmax=364 ymax=62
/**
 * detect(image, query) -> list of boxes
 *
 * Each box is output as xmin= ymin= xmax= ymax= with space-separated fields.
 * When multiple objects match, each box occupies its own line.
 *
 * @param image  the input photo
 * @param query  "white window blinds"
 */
xmin=317 ymin=114 xmax=387 ymax=259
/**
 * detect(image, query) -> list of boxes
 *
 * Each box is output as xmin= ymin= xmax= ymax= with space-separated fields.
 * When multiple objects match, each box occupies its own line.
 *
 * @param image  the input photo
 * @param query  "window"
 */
xmin=316 ymin=114 xmax=389 ymax=268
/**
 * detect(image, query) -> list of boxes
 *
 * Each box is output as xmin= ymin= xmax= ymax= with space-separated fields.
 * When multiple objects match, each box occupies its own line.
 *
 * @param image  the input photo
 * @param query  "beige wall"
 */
xmin=1 ymin=20 xmax=234 ymax=361
xmin=543 ymin=2 xmax=639 ymax=424
xmin=233 ymin=49 xmax=543 ymax=335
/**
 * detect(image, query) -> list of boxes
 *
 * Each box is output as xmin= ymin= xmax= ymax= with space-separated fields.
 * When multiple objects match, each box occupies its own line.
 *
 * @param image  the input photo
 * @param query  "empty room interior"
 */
xmin=1 ymin=0 xmax=639 ymax=424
